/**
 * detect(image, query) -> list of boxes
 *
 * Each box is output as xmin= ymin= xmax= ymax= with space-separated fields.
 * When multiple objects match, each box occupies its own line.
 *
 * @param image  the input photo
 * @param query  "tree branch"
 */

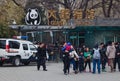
xmin=12 ymin=0 xmax=20 ymax=6
xmin=102 ymin=0 xmax=107 ymax=17
xmin=107 ymin=0 xmax=113 ymax=17
xmin=90 ymin=2 xmax=102 ymax=9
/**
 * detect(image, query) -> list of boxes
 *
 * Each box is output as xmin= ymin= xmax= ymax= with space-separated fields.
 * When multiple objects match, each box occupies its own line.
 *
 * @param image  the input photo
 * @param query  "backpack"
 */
xmin=93 ymin=48 xmax=100 ymax=59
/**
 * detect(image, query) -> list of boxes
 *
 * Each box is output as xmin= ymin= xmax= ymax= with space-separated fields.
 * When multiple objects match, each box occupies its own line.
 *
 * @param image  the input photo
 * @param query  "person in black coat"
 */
xmin=78 ymin=52 xmax=84 ymax=73
xmin=61 ymin=42 xmax=70 ymax=75
xmin=114 ymin=42 xmax=120 ymax=72
xmin=100 ymin=43 xmax=107 ymax=72
xmin=36 ymin=43 xmax=47 ymax=71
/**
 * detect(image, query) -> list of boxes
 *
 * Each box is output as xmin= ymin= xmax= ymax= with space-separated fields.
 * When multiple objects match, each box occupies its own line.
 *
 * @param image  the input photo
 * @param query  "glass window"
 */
xmin=29 ymin=44 xmax=36 ymax=51
xmin=105 ymin=36 xmax=114 ymax=43
xmin=9 ymin=41 xmax=20 ymax=49
xmin=23 ymin=44 xmax=28 ymax=50
xmin=0 ymin=40 xmax=6 ymax=49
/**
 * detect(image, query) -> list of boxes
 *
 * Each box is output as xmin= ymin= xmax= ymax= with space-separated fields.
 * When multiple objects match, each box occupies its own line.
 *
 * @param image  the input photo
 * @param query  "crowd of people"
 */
xmin=61 ymin=41 xmax=120 ymax=75
xmin=35 ymin=41 xmax=120 ymax=75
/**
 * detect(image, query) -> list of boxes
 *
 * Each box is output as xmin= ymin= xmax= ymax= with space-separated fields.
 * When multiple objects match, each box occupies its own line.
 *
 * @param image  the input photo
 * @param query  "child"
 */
xmin=84 ymin=47 xmax=92 ymax=72
xmin=78 ymin=52 xmax=84 ymax=73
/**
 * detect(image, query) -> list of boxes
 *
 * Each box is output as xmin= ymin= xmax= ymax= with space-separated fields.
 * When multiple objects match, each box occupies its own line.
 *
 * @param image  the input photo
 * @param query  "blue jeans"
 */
xmin=93 ymin=59 xmax=101 ymax=73
xmin=70 ymin=58 xmax=76 ymax=71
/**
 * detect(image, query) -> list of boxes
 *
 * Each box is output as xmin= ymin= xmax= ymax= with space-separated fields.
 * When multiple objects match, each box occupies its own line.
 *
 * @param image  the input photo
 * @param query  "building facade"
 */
xmin=10 ymin=18 xmax=120 ymax=48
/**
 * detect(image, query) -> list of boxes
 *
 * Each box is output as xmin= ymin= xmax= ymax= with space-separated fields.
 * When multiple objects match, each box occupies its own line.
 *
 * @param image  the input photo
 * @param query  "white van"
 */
xmin=0 ymin=38 xmax=37 ymax=66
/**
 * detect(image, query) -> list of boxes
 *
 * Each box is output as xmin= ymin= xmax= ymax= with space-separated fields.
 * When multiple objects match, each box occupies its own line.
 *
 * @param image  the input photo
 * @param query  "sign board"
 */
xmin=70 ymin=36 xmax=77 ymax=39
xmin=25 ymin=8 xmax=41 ymax=25
xmin=48 ymin=9 xmax=95 ymax=26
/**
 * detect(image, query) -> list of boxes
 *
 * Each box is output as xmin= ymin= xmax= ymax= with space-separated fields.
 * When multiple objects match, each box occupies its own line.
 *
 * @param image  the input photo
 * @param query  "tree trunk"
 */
xmin=102 ymin=0 xmax=113 ymax=17
xmin=83 ymin=0 xmax=89 ymax=18
xmin=107 ymin=0 xmax=113 ymax=17
xmin=102 ymin=0 xmax=107 ymax=17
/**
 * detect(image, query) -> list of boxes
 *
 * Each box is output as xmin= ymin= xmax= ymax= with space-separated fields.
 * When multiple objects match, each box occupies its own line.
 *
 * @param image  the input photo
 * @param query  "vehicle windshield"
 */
xmin=29 ymin=44 xmax=37 ymax=51
xmin=0 ymin=40 xmax=6 ymax=49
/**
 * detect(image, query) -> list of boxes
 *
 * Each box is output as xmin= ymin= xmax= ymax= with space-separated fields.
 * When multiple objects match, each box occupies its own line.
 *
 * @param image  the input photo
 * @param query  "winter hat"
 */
xmin=67 ymin=42 xmax=71 ymax=46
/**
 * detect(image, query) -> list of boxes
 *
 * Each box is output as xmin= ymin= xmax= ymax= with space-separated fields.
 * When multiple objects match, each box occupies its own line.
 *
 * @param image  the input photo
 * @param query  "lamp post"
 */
xmin=63 ymin=31 xmax=68 ymax=42
xmin=18 ymin=26 xmax=22 ymax=36
xmin=39 ymin=31 xmax=42 ymax=42
xmin=50 ymin=31 xmax=53 ymax=43
xmin=31 ymin=32 xmax=35 ymax=42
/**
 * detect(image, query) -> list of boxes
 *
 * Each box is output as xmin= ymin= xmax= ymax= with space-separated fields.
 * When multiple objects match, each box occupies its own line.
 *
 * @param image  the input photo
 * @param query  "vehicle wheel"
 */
xmin=13 ymin=57 xmax=20 ymax=66
xmin=23 ymin=61 xmax=30 ymax=65
xmin=0 ymin=62 xmax=3 ymax=66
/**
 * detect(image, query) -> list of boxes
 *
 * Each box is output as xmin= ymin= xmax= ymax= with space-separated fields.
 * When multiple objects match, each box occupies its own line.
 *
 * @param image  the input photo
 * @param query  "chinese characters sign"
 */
xmin=48 ymin=9 xmax=95 ymax=26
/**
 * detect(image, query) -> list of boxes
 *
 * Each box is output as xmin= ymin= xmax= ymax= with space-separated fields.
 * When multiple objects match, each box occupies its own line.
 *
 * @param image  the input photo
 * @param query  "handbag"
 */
xmin=46 ymin=51 xmax=49 ymax=59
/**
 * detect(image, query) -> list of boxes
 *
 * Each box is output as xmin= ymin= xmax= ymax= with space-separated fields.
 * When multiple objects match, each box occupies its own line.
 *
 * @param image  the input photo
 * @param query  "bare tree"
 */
xmin=102 ymin=0 xmax=113 ymax=17
xmin=11 ymin=0 xmax=120 ymax=18
xmin=12 ymin=0 xmax=27 ymax=8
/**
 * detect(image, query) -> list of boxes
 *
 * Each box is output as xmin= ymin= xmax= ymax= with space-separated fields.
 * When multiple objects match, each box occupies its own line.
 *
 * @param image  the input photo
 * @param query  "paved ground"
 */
xmin=0 ymin=62 xmax=120 ymax=81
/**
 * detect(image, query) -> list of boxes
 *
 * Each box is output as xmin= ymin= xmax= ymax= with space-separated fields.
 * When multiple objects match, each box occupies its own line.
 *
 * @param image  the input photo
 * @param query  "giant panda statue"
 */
xmin=25 ymin=8 xmax=41 ymax=25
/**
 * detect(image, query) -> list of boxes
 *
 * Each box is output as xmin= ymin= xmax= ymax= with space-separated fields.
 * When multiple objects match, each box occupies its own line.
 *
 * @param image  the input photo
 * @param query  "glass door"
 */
xmin=78 ymin=32 xmax=85 ymax=47
xmin=69 ymin=32 xmax=85 ymax=47
xmin=104 ymin=36 xmax=114 ymax=43
xmin=69 ymin=32 xmax=78 ymax=47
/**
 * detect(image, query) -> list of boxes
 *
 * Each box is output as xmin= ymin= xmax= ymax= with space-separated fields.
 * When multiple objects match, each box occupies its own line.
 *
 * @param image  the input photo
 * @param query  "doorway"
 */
xmin=69 ymin=31 xmax=85 ymax=47
xmin=78 ymin=32 xmax=85 ymax=47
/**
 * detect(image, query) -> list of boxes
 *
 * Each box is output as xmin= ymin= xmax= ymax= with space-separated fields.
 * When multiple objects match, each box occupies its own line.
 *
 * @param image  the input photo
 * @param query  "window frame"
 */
xmin=22 ymin=44 xmax=28 ymax=50
xmin=0 ymin=40 xmax=6 ymax=49
xmin=9 ymin=41 xmax=20 ymax=49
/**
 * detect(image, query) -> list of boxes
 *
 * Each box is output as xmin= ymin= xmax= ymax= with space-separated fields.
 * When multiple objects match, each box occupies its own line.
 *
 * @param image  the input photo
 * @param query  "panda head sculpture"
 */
xmin=25 ymin=8 xmax=41 ymax=25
